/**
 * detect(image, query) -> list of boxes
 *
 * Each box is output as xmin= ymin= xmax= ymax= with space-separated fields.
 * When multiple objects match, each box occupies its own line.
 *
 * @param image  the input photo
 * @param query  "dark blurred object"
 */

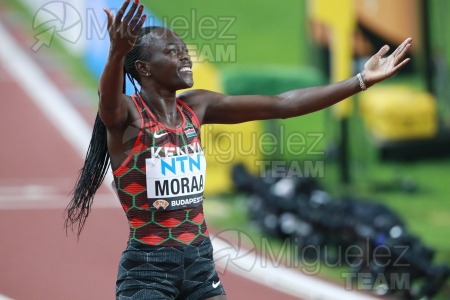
xmin=377 ymin=124 xmax=450 ymax=162
xmin=231 ymin=163 xmax=450 ymax=299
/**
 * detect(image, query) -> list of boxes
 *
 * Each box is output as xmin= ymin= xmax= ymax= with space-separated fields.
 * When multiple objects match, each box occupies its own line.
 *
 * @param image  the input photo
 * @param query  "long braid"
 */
xmin=65 ymin=26 xmax=164 ymax=236
xmin=65 ymin=114 xmax=110 ymax=236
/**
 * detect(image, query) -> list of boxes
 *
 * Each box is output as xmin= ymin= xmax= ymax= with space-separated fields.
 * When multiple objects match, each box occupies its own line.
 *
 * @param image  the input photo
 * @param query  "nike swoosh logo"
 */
xmin=154 ymin=132 xmax=168 ymax=138
xmin=212 ymin=281 xmax=220 ymax=289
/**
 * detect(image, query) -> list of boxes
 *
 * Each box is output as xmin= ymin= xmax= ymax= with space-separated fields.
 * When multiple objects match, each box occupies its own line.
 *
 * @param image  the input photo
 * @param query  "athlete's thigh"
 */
xmin=180 ymin=238 xmax=226 ymax=300
xmin=205 ymin=296 xmax=228 ymax=300
xmin=117 ymin=288 xmax=170 ymax=300
xmin=116 ymin=241 xmax=184 ymax=299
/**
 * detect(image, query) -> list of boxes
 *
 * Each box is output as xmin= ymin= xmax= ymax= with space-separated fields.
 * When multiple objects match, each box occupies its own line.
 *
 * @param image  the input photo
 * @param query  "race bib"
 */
xmin=146 ymin=152 xmax=206 ymax=210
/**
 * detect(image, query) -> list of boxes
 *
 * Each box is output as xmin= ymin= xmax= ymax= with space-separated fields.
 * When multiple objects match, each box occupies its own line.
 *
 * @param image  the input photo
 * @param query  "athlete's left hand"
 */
xmin=363 ymin=37 xmax=413 ymax=87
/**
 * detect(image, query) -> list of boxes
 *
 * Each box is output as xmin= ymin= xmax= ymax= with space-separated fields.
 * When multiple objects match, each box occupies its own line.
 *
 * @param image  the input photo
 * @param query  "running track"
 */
xmin=0 ymin=6 xmax=382 ymax=300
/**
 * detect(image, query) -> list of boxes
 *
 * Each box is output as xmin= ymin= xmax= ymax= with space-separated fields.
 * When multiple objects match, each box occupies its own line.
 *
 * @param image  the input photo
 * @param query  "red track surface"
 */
xmin=0 ymin=13 xmax=300 ymax=300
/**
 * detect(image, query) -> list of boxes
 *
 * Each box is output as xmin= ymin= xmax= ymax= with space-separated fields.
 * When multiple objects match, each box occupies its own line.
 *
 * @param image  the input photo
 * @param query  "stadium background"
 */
xmin=1 ymin=0 xmax=450 ymax=299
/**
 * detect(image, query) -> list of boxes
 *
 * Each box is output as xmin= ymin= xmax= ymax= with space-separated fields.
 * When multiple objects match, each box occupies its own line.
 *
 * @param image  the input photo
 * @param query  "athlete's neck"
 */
xmin=139 ymin=89 xmax=181 ymax=128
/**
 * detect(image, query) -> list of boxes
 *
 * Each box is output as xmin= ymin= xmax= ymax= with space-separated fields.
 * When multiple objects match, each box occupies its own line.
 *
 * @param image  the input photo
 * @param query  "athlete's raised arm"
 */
xmin=98 ymin=0 xmax=146 ymax=128
xmin=181 ymin=37 xmax=412 ymax=124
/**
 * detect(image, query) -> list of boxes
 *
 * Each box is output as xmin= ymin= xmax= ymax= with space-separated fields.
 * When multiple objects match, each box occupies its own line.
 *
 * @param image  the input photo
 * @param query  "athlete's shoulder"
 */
xmin=178 ymin=89 xmax=223 ymax=106
xmin=178 ymin=89 xmax=226 ymax=124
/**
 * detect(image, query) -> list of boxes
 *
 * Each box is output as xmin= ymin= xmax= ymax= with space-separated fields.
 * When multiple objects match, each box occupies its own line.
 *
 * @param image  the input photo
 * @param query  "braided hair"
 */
xmin=65 ymin=26 xmax=164 ymax=236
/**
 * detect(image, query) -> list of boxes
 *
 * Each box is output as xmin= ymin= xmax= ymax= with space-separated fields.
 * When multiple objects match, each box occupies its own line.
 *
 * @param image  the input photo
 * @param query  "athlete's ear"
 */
xmin=135 ymin=60 xmax=151 ymax=77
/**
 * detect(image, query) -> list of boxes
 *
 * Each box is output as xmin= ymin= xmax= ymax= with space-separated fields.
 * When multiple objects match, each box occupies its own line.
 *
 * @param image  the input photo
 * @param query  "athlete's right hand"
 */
xmin=104 ymin=0 xmax=147 ymax=56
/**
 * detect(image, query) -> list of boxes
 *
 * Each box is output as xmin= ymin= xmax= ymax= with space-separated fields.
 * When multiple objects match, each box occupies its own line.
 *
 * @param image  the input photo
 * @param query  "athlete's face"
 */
xmin=142 ymin=29 xmax=193 ymax=90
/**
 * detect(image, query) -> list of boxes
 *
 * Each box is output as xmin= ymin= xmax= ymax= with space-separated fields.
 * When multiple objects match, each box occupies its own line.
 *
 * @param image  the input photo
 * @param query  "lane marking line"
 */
xmin=0 ymin=21 xmax=118 ymax=209
xmin=211 ymin=237 xmax=380 ymax=300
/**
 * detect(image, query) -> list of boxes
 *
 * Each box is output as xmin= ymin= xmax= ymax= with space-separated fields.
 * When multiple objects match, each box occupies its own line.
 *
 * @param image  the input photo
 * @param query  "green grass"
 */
xmin=314 ymin=107 xmax=450 ymax=298
xmin=145 ymin=0 xmax=311 ymax=68
xmin=204 ymin=156 xmax=450 ymax=299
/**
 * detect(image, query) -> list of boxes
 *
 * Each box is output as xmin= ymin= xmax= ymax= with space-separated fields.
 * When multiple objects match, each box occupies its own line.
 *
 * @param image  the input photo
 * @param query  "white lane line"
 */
xmin=0 ymin=194 xmax=117 ymax=210
xmin=0 ymin=184 xmax=58 ymax=195
xmin=0 ymin=183 xmax=118 ymax=209
xmin=0 ymin=20 xmax=118 ymax=208
xmin=211 ymin=237 xmax=380 ymax=300
xmin=0 ymin=294 xmax=13 ymax=300
xmin=0 ymin=18 xmax=379 ymax=300
xmin=0 ymin=183 xmax=117 ymax=209
xmin=0 ymin=24 xmax=91 ymax=158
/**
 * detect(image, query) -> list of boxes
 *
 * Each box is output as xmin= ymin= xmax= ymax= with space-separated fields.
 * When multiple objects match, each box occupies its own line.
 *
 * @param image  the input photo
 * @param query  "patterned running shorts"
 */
xmin=116 ymin=238 xmax=226 ymax=299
